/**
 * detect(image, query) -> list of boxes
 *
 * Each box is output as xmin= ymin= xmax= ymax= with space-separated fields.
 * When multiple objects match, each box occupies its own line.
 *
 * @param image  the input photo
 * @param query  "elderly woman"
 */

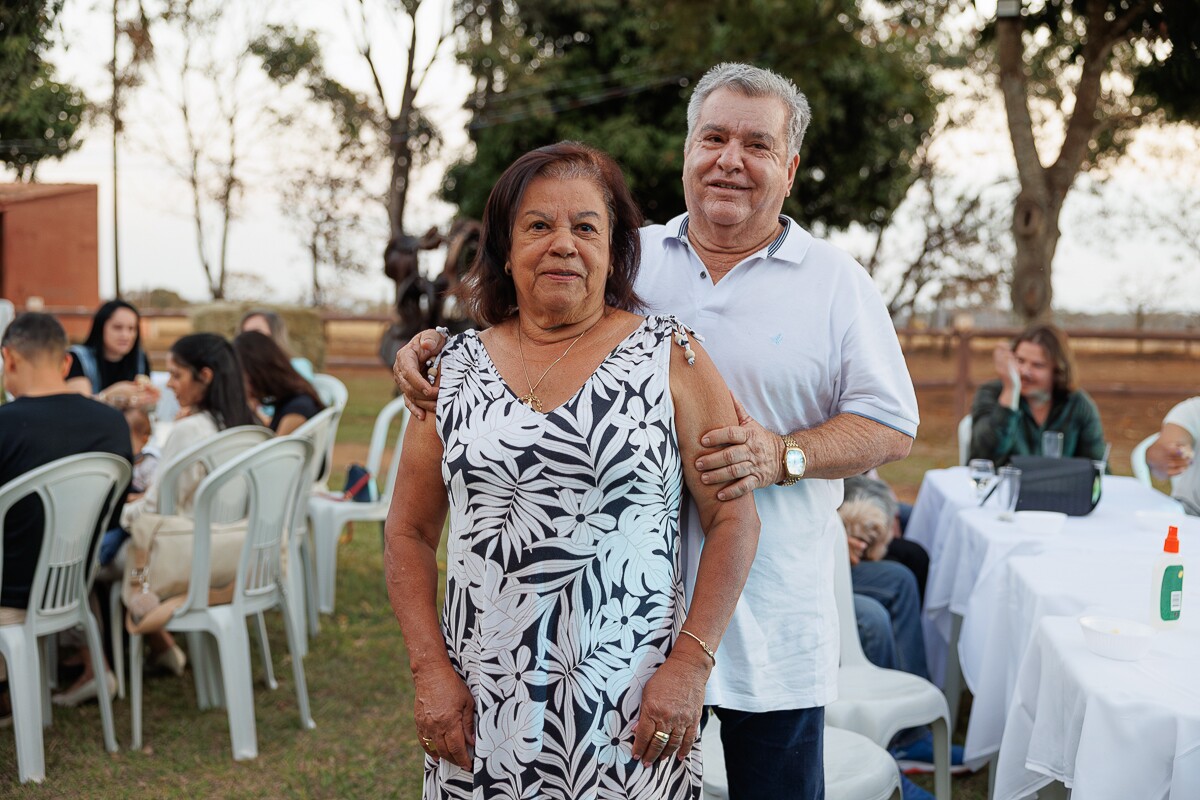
xmin=384 ymin=142 xmax=760 ymax=799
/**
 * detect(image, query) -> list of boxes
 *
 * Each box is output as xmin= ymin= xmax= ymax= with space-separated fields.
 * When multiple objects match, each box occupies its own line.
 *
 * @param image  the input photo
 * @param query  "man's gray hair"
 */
xmin=685 ymin=63 xmax=812 ymax=157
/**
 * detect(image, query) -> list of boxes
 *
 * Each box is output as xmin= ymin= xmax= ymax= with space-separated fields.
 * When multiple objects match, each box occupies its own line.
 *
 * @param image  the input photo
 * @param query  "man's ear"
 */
xmin=59 ymin=350 xmax=72 ymax=379
xmin=785 ymin=153 xmax=800 ymax=193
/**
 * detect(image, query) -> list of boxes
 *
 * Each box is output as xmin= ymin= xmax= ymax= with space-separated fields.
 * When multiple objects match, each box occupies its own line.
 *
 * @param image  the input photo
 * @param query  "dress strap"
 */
xmin=666 ymin=317 xmax=703 ymax=367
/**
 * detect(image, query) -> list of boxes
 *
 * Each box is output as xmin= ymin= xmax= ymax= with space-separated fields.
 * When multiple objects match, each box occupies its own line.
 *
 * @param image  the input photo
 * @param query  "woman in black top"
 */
xmin=233 ymin=331 xmax=324 ymax=435
xmin=65 ymin=299 xmax=159 ymax=409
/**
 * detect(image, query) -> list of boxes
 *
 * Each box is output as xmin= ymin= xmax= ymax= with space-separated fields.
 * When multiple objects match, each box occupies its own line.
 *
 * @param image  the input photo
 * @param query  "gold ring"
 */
xmin=653 ymin=730 xmax=671 ymax=743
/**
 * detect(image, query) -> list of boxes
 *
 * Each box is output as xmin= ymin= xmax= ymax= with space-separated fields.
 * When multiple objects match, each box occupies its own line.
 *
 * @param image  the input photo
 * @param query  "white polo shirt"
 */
xmin=1163 ymin=397 xmax=1200 ymax=515
xmin=638 ymin=213 xmax=920 ymax=712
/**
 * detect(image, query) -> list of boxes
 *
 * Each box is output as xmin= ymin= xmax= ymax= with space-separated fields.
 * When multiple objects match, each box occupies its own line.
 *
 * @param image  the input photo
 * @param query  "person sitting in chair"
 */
xmin=0 ymin=313 xmax=133 ymax=712
xmin=969 ymin=324 xmax=1106 ymax=467
xmin=1146 ymin=397 xmax=1200 ymax=515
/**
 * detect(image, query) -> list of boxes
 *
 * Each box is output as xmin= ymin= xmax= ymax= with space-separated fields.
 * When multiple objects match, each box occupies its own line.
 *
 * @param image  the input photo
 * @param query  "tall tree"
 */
xmin=145 ymin=0 xmax=276 ymax=300
xmin=0 ymin=0 xmax=86 ymax=180
xmin=445 ymin=0 xmax=938 ymax=231
xmin=109 ymin=0 xmax=155 ymax=295
xmin=986 ymin=0 xmax=1196 ymax=319
xmin=251 ymin=25 xmax=387 ymax=305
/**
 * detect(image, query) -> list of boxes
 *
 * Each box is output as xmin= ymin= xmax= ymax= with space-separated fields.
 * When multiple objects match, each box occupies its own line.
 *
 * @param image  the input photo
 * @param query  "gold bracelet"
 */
xmin=678 ymin=629 xmax=716 ymax=665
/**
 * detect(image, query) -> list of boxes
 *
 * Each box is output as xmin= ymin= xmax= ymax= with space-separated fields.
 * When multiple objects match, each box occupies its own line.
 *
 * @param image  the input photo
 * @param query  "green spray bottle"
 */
xmin=1152 ymin=526 xmax=1184 ymax=629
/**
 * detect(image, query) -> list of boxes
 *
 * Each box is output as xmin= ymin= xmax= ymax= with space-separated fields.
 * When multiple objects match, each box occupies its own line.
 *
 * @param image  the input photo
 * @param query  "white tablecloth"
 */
xmin=958 ymin=523 xmax=1200 ymax=763
xmin=910 ymin=469 xmax=1183 ymax=686
xmin=994 ymin=616 xmax=1200 ymax=800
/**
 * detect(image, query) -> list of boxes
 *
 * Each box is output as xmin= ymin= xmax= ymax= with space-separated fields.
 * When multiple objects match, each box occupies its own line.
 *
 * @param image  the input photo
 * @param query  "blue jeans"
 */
xmin=711 ymin=705 xmax=825 ymax=800
xmin=851 ymin=559 xmax=929 ymax=680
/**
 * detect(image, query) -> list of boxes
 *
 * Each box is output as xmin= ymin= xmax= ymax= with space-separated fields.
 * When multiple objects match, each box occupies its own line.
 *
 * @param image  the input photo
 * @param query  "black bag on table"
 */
xmin=1009 ymin=455 xmax=1102 ymax=516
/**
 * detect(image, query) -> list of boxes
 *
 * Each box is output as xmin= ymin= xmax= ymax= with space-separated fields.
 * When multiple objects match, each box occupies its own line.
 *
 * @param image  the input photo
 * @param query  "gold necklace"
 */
xmin=517 ymin=317 xmax=601 ymax=412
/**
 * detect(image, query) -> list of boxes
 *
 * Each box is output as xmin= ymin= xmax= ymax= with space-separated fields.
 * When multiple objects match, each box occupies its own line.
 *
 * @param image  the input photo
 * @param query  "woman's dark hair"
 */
xmin=233 ymin=331 xmax=323 ymax=410
xmin=83 ymin=299 xmax=147 ymax=371
xmin=169 ymin=333 xmax=256 ymax=429
xmin=1013 ymin=323 xmax=1077 ymax=396
xmin=460 ymin=141 xmax=644 ymax=325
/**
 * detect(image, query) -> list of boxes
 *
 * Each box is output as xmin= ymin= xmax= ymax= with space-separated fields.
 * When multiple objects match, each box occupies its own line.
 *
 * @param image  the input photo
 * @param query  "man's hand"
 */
xmin=696 ymin=397 xmax=783 ymax=500
xmin=392 ymin=329 xmax=448 ymax=421
xmin=1162 ymin=443 xmax=1196 ymax=476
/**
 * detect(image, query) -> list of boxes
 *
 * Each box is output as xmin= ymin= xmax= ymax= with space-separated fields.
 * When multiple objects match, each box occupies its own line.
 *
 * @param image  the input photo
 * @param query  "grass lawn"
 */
xmin=1 ymin=369 xmax=997 ymax=798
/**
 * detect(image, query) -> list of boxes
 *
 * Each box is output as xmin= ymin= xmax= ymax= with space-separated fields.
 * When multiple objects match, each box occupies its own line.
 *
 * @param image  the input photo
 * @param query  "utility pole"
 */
xmin=111 ymin=0 xmax=122 ymax=297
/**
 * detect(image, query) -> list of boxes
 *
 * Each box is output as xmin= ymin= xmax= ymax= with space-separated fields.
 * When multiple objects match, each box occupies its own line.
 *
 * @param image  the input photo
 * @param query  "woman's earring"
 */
xmin=504 ymin=263 xmax=512 ymax=275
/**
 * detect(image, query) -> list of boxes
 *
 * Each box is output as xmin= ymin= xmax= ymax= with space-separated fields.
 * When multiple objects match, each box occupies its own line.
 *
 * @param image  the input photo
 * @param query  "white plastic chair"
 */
xmin=307 ymin=396 xmax=407 ymax=615
xmin=310 ymin=373 xmax=348 ymax=410
xmin=701 ymin=715 xmax=901 ymax=800
xmin=129 ymin=436 xmax=316 ymax=760
xmin=308 ymin=373 xmax=348 ymax=492
xmin=0 ymin=453 xmax=130 ymax=783
xmin=109 ymin=425 xmax=272 ymax=701
xmin=825 ymin=526 xmax=952 ymax=800
xmin=282 ymin=405 xmax=343 ymax=650
xmin=957 ymin=414 xmax=972 ymax=466
xmin=1131 ymin=432 xmax=1159 ymax=486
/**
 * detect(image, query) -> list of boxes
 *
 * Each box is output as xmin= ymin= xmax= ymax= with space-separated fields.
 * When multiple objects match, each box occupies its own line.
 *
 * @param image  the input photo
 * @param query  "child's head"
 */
xmin=124 ymin=407 xmax=152 ymax=454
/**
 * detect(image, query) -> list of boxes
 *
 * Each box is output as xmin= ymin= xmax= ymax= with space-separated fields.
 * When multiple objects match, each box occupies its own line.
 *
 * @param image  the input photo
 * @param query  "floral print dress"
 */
xmin=427 ymin=315 xmax=701 ymax=800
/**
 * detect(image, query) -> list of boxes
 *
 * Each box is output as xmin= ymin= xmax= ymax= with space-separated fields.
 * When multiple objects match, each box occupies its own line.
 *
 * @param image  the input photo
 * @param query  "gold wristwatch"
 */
xmin=778 ymin=434 xmax=806 ymax=486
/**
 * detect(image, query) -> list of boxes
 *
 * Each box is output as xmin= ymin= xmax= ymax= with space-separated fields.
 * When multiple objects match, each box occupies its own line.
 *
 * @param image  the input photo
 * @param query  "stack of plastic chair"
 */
xmin=1131 ymin=432 xmax=1159 ymax=486
xmin=308 ymin=373 xmax=348 ymax=492
xmin=0 ymin=453 xmax=130 ymax=783
xmin=826 ymin=526 xmax=952 ymax=800
xmin=307 ymin=396 xmax=407 ymax=615
xmin=701 ymin=714 xmax=901 ymax=800
xmin=109 ymin=426 xmax=271 ymax=701
xmin=129 ymin=436 xmax=316 ymax=760
xmin=957 ymin=414 xmax=972 ymax=466
xmin=280 ymin=405 xmax=342 ymax=651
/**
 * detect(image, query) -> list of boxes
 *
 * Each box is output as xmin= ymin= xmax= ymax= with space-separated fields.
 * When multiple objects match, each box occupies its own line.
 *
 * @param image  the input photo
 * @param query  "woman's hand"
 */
xmin=391 ymin=329 xmax=447 ymax=420
xmin=632 ymin=650 xmax=711 ymax=765
xmin=100 ymin=379 xmax=161 ymax=410
xmin=413 ymin=665 xmax=476 ymax=770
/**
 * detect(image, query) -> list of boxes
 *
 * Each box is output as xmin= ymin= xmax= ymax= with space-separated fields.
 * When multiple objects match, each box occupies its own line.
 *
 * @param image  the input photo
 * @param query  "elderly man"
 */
xmin=393 ymin=63 xmax=918 ymax=799
xmin=1146 ymin=397 xmax=1200 ymax=515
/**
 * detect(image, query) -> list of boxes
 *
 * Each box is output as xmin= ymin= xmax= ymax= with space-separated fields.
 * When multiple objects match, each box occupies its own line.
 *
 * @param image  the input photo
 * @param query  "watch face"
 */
xmin=785 ymin=448 xmax=805 ymax=477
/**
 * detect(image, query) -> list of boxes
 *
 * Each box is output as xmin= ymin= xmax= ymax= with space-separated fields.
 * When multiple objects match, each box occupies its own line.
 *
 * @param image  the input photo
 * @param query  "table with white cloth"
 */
xmin=957 ymin=513 xmax=1200 ymax=761
xmin=908 ymin=468 xmax=1183 ymax=688
xmin=993 ymin=615 xmax=1200 ymax=800
xmin=907 ymin=466 xmax=1200 ymax=796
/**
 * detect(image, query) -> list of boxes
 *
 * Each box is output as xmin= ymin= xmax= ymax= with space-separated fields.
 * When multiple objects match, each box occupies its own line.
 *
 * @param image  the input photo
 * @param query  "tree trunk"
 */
xmin=1009 ymin=190 xmax=1060 ymax=320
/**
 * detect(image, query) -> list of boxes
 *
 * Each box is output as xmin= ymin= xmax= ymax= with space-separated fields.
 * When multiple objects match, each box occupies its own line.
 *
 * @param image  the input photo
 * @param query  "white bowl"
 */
xmin=1014 ymin=510 xmax=1068 ymax=535
xmin=1078 ymin=615 xmax=1156 ymax=661
xmin=1135 ymin=510 xmax=1183 ymax=534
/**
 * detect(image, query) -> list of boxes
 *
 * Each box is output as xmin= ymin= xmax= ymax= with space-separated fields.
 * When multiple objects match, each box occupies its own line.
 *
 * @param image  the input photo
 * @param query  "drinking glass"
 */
xmin=968 ymin=459 xmax=996 ymax=501
xmin=1042 ymin=430 xmax=1064 ymax=458
xmin=1092 ymin=441 xmax=1112 ymax=475
xmin=996 ymin=466 xmax=1022 ymax=521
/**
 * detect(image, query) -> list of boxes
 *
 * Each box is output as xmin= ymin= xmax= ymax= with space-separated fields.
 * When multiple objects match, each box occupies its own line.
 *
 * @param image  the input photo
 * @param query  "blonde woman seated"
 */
xmin=384 ymin=142 xmax=760 ymax=799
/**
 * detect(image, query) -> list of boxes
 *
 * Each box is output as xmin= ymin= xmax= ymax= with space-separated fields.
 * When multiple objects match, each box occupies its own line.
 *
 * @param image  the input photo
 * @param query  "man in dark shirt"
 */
xmin=0 ymin=313 xmax=132 ymax=682
xmin=969 ymin=323 xmax=1106 ymax=467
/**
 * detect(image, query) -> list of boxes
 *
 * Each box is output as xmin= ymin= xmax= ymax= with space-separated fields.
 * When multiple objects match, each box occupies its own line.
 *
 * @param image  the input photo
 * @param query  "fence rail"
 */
xmin=898 ymin=327 xmax=1200 ymax=419
xmin=27 ymin=308 xmax=1200 ymax=405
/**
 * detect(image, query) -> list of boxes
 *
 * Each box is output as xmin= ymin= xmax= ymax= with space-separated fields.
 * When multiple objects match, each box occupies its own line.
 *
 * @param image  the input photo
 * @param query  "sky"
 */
xmin=26 ymin=0 xmax=1200 ymax=316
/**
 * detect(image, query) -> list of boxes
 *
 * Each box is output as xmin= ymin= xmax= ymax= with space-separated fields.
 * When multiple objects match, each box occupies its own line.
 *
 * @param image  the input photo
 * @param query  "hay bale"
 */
xmin=190 ymin=303 xmax=325 ymax=369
